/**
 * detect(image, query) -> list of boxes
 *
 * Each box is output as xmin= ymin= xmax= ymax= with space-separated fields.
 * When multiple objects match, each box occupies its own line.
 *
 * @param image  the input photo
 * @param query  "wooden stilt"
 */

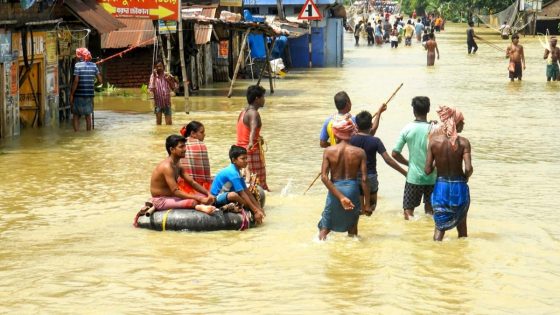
xmin=256 ymin=36 xmax=275 ymax=92
xmin=227 ymin=29 xmax=251 ymax=98
xmin=166 ymin=35 xmax=172 ymax=73
xmin=264 ymin=36 xmax=275 ymax=94
xmin=178 ymin=10 xmax=190 ymax=113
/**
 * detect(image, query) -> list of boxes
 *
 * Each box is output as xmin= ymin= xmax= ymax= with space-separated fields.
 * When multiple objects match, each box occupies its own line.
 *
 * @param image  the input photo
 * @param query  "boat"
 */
xmin=134 ymin=186 xmax=266 ymax=232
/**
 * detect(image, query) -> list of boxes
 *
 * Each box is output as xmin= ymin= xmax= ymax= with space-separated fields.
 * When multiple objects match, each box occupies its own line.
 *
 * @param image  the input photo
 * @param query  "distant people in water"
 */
xmin=425 ymin=33 xmax=440 ymax=66
xmin=499 ymin=21 xmax=511 ymax=40
xmin=544 ymin=37 xmax=560 ymax=81
xmin=506 ymin=34 xmax=526 ymax=81
xmin=466 ymin=21 xmax=480 ymax=54
xmin=425 ymin=106 xmax=473 ymax=241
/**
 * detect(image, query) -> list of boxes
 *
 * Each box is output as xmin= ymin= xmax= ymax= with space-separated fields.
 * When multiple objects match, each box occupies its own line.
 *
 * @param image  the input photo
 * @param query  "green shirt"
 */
xmin=393 ymin=121 xmax=436 ymax=185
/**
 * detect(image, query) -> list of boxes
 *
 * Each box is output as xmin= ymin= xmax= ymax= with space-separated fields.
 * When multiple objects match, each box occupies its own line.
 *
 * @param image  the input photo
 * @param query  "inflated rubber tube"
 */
xmin=136 ymin=209 xmax=250 ymax=231
xmin=136 ymin=186 xmax=266 ymax=232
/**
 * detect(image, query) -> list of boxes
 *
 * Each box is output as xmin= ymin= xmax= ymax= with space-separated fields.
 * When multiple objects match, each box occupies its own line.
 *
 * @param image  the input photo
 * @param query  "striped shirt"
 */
xmin=149 ymin=72 xmax=177 ymax=108
xmin=73 ymin=61 xmax=99 ymax=97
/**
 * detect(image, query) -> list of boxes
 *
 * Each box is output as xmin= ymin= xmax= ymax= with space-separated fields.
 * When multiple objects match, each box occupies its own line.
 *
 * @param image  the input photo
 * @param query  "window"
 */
xmin=268 ymin=7 xmax=278 ymax=15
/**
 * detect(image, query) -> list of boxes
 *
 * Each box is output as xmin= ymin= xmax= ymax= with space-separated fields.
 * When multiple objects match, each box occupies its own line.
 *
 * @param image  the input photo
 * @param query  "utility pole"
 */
xmin=276 ymin=0 xmax=285 ymax=20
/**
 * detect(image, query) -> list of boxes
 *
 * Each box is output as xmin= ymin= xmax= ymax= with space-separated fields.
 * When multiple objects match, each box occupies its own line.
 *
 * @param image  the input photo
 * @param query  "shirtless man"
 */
xmin=544 ymin=37 xmax=560 ymax=82
xmin=506 ymin=34 xmax=526 ymax=81
xmin=425 ymin=106 xmax=473 ymax=241
xmin=150 ymin=135 xmax=216 ymax=214
xmin=317 ymin=118 xmax=369 ymax=240
xmin=425 ymin=33 xmax=439 ymax=66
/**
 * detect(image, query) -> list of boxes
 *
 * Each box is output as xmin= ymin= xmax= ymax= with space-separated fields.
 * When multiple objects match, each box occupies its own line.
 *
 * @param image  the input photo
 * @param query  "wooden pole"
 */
xmin=178 ymin=4 xmax=191 ymax=113
xmin=372 ymin=82 xmax=403 ymax=119
xmin=227 ymin=28 xmax=251 ymax=98
xmin=264 ymin=36 xmax=275 ymax=94
xmin=166 ymin=35 xmax=172 ymax=73
xmin=303 ymin=172 xmax=321 ymax=195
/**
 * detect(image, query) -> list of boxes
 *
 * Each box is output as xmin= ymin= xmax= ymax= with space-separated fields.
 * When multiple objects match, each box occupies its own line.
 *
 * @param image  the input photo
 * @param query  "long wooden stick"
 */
xmin=478 ymin=36 xmax=506 ymax=52
xmin=372 ymin=82 xmax=403 ymax=119
xmin=303 ymin=172 xmax=321 ymax=195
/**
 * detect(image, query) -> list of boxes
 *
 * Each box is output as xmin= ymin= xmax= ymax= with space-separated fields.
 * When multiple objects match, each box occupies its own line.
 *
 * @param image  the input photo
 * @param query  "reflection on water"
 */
xmin=1 ymin=24 xmax=560 ymax=313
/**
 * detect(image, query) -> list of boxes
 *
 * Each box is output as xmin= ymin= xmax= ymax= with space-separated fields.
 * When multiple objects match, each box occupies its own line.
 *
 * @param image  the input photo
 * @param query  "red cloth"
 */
xmin=76 ymin=48 xmax=92 ymax=61
xmin=332 ymin=114 xmax=357 ymax=141
xmin=247 ymin=145 xmax=268 ymax=191
xmin=436 ymin=106 xmax=464 ymax=151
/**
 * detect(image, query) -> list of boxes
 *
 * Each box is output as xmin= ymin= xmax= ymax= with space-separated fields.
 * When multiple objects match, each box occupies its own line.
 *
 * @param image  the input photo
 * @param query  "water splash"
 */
xmin=280 ymin=178 xmax=293 ymax=197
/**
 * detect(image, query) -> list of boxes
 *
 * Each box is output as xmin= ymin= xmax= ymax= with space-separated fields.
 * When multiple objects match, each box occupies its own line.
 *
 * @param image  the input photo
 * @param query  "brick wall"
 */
xmin=100 ymin=48 xmax=153 ymax=88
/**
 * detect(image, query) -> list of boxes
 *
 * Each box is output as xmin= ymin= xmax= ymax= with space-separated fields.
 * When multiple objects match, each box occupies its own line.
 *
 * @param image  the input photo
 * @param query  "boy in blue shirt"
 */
xmin=210 ymin=145 xmax=265 ymax=224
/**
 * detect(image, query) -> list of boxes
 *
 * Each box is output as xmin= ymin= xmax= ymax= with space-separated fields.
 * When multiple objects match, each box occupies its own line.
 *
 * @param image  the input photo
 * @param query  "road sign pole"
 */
xmin=308 ymin=23 xmax=312 ymax=68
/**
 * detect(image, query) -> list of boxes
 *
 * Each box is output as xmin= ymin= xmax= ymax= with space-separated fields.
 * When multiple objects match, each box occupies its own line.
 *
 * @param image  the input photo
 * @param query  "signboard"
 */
xmin=520 ymin=0 xmax=542 ymax=12
xmin=220 ymin=0 xmax=242 ymax=6
xmin=0 ymin=31 xmax=11 ymax=62
xmin=12 ymin=32 xmax=45 ymax=58
xmin=98 ymin=0 xmax=179 ymax=21
xmin=46 ymin=32 xmax=57 ymax=65
xmin=158 ymin=20 xmax=177 ymax=34
xmin=298 ymin=0 xmax=322 ymax=21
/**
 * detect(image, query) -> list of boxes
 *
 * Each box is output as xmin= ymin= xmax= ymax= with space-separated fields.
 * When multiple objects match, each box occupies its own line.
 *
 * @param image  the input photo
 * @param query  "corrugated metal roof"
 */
xmin=101 ymin=18 xmax=155 ymax=49
xmin=183 ymin=6 xmax=217 ymax=45
xmin=64 ymin=0 xmax=126 ymax=34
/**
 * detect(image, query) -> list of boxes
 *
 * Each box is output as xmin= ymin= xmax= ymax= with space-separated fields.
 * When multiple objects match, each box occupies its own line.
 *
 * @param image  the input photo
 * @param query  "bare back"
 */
xmin=323 ymin=142 xmax=366 ymax=180
xmin=426 ymin=39 xmax=437 ymax=53
xmin=428 ymin=135 xmax=471 ymax=177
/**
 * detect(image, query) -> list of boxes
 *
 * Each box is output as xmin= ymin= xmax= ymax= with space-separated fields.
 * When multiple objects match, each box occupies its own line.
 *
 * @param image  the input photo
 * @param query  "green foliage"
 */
xmin=140 ymin=84 xmax=148 ymax=95
xmin=401 ymin=0 xmax=518 ymax=21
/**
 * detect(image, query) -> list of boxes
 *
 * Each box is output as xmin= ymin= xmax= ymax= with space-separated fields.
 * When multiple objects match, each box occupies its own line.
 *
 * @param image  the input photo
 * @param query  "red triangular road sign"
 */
xmin=298 ymin=0 xmax=322 ymax=21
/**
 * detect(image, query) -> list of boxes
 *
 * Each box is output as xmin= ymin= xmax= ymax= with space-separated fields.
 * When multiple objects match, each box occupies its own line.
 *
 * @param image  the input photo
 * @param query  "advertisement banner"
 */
xmin=97 ymin=0 xmax=179 ymax=21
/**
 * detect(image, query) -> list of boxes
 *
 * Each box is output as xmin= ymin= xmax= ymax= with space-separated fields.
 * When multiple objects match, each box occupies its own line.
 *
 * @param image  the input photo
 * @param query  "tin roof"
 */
xmin=101 ymin=18 xmax=155 ymax=49
xmin=63 ymin=0 xmax=126 ymax=34
xmin=183 ymin=6 xmax=217 ymax=45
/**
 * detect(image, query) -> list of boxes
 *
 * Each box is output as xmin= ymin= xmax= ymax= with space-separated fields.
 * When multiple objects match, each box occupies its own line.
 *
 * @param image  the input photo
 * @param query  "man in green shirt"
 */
xmin=392 ymin=96 xmax=437 ymax=220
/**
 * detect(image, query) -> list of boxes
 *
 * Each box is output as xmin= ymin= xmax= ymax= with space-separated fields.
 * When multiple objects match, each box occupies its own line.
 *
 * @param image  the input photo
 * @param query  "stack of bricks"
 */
xmin=101 ymin=48 xmax=153 ymax=88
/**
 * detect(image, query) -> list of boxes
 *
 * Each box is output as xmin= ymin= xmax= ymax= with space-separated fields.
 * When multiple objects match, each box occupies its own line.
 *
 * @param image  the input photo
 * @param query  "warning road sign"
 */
xmin=297 ymin=0 xmax=322 ymax=21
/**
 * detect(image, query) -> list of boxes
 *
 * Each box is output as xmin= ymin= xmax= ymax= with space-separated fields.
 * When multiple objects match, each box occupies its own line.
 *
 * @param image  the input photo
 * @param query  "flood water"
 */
xmin=1 ymin=23 xmax=559 ymax=313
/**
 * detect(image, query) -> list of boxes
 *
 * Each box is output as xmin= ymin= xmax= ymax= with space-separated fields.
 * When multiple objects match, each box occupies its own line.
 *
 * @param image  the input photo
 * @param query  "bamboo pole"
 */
xmin=178 ymin=6 xmax=191 ymax=113
xmin=303 ymin=172 xmax=321 ymax=195
xmin=227 ymin=28 xmax=251 ymax=98
xmin=372 ymin=82 xmax=403 ymax=119
xmin=166 ymin=35 xmax=172 ymax=73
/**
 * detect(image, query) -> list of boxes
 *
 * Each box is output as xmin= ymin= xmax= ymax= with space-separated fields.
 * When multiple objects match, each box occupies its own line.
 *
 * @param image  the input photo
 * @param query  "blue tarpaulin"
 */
xmin=248 ymin=34 xmax=266 ymax=59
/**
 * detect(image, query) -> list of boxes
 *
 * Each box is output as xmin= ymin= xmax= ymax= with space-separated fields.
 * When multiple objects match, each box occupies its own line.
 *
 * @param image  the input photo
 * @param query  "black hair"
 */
xmin=155 ymin=59 xmax=164 ymax=66
xmin=429 ymin=32 xmax=435 ymax=39
xmin=185 ymin=121 xmax=204 ymax=137
xmin=468 ymin=21 xmax=474 ymax=27
xmin=334 ymin=91 xmax=350 ymax=111
xmin=411 ymin=96 xmax=430 ymax=116
xmin=512 ymin=33 xmax=519 ymax=40
xmin=229 ymin=145 xmax=247 ymax=162
xmin=166 ymin=135 xmax=186 ymax=155
xmin=246 ymin=85 xmax=266 ymax=104
xmin=355 ymin=110 xmax=373 ymax=131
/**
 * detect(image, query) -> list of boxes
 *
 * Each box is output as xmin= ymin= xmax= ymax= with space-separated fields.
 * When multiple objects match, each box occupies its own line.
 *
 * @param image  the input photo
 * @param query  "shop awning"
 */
xmin=64 ymin=0 xmax=126 ymax=34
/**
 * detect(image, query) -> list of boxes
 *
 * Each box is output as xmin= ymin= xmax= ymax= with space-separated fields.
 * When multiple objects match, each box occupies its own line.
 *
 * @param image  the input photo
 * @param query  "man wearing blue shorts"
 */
xmin=210 ymin=145 xmax=265 ymax=224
